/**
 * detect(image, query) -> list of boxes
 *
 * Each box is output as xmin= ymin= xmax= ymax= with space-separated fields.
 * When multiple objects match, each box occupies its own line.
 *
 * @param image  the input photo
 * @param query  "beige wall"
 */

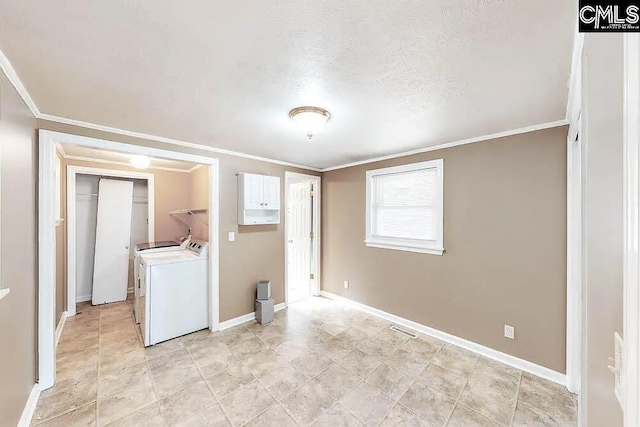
xmin=322 ymin=126 xmax=568 ymax=373
xmin=582 ymin=34 xmax=624 ymax=426
xmin=217 ymin=157 xmax=320 ymax=320
xmin=189 ymin=165 xmax=210 ymax=240
xmin=0 ymin=71 xmax=38 ymax=425
xmin=38 ymin=119 xmax=319 ymax=322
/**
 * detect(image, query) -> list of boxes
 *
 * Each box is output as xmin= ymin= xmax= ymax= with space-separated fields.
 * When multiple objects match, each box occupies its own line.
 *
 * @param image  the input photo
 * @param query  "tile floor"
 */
xmin=32 ymin=297 xmax=577 ymax=426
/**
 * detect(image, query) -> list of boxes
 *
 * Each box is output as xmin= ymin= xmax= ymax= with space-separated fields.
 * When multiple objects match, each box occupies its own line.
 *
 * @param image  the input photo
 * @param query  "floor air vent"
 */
xmin=390 ymin=325 xmax=418 ymax=339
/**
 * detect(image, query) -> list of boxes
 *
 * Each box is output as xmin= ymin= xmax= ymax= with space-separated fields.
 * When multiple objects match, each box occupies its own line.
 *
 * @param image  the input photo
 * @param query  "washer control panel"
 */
xmin=187 ymin=239 xmax=209 ymax=257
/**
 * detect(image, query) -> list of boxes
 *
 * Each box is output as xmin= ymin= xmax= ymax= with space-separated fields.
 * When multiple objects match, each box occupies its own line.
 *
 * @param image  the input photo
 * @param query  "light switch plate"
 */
xmin=228 ymin=232 xmax=235 ymax=242
xmin=343 ymin=280 xmax=349 ymax=290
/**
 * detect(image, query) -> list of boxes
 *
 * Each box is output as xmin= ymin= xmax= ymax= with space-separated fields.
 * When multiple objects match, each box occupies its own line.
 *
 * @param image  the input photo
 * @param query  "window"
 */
xmin=365 ymin=159 xmax=444 ymax=255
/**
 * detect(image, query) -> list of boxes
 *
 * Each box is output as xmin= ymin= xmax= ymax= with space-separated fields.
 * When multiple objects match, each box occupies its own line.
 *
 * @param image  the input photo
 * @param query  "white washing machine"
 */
xmin=133 ymin=238 xmax=190 ymax=324
xmin=138 ymin=239 xmax=209 ymax=346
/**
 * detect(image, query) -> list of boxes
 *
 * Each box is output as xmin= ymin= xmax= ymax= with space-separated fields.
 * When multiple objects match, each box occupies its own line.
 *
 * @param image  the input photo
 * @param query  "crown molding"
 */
xmin=321 ymin=119 xmax=569 ymax=172
xmin=38 ymin=113 xmax=323 ymax=172
xmin=0 ymin=49 xmax=40 ymax=117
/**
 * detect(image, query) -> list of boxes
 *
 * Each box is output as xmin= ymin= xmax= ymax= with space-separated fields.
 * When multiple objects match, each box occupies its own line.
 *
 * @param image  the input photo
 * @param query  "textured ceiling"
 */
xmin=59 ymin=144 xmax=200 ymax=172
xmin=0 ymin=1 xmax=576 ymax=169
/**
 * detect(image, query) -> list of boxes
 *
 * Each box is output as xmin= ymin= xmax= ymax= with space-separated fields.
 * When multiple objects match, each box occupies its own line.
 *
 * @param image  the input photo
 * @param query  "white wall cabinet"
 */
xmin=238 ymin=173 xmax=281 ymax=225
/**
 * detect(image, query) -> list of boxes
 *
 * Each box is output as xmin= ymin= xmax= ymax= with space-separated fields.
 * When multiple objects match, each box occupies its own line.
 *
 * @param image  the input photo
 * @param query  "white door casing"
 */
xmin=287 ymin=180 xmax=312 ymax=304
xmin=623 ymin=32 xmax=640 ymax=427
xmin=92 ymin=179 xmax=134 ymax=305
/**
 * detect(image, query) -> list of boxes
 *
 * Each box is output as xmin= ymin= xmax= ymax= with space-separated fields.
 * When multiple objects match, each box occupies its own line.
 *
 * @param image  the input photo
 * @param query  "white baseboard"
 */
xmin=76 ymin=295 xmax=91 ymax=303
xmin=320 ymin=291 xmax=567 ymax=388
xmin=76 ymin=288 xmax=133 ymax=304
xmin=55 ymin=311 xmax=68 ymax=348
xmin=17 ymin=384 xmax=41 ymax=427
xmin=218 ymin=302 xmax=286 ymax=331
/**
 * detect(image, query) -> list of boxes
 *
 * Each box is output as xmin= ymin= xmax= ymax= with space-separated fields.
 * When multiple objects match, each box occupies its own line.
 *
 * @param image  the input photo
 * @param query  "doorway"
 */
xmin=38 ymin=130 xmax=220 ymax=390
xmin=284 ymin=172 xmax=321 ymax=305
xmin=67 ymin=168 xmax=154 ymax=314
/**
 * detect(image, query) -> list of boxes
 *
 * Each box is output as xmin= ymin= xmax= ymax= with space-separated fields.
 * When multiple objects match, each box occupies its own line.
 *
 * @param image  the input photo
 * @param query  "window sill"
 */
xmin=364 ymin=240 xmax=444 ymax=255
xmin=0 ymin=288 xmax=10 ymax=302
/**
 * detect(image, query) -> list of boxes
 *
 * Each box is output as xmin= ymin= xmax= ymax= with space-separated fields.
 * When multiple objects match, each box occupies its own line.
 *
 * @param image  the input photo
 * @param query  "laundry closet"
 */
xmin=75 ymin=174 xmax=149 ymax=304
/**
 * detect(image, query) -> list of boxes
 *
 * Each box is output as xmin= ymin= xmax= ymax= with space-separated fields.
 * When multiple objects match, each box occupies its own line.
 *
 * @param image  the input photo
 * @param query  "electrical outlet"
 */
xmin=344 ymin=280 xmax=349 ymax=290
xmin=504 ymin=325 xmax=515 ymax=340
xmin=228 ymin=232 xmax=235 ymax=242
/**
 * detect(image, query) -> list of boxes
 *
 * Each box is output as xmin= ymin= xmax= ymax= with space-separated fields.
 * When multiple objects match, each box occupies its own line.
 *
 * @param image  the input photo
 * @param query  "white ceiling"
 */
xmin=0 ymin=1 xmax=576 ymax=169
xmin=59 ymin=144 xmax=200 ymax=172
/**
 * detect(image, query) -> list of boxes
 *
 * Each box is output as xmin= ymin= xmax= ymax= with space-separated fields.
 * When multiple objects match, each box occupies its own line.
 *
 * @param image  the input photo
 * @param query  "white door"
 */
xmin=92 ymin=179 xmax=134 ymax=305
xmin=287 ymin=181 xmax=312 ymax=303
xmin=263 ymin=175 xmax=281 ymax=209
xmin=244 ymin=173 xmax=264 ymax=210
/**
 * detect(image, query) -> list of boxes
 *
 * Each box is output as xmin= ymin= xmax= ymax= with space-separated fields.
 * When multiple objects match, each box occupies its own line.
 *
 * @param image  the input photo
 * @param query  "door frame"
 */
xmin=566 ymin=30 xmax=584 ymax=396
xmin=66 ymin=165 xmax=155 ymax=315
xmin=38 ymin=129 xmax=220 ymax=390
xmin=623 ymin=32 xmax=640 ymax=427
xmin=566 ymin=125 xmax=583 ymax=396
xmin=284 ymin=172 xmax=321 ymax=306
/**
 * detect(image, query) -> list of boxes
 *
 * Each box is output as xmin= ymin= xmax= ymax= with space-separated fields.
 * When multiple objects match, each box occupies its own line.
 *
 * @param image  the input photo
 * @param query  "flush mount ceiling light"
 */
xmin=289 ymin=106 xmax=331 ymax=139
xmin=130 ymin=154 xmax=150 ymax=169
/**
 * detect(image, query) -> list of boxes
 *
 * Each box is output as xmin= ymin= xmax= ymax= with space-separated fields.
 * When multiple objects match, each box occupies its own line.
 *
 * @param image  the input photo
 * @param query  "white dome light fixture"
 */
xmin=130 ymin=154 xmax=150 ymax=169
xmin=289 ymin=106 xmax=331 ymax=139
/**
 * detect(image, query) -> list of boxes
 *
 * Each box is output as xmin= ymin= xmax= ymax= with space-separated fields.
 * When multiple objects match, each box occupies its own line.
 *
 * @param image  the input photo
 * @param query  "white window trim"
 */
xmin=365 ymin=159 xmax=444 ymax=255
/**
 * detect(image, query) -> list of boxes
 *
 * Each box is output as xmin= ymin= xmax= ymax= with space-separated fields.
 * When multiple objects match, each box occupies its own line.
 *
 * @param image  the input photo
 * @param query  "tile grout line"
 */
xmin=311 ymin=318 xmax=429 ymax=425
xmin=254 ymin=310 xmax=358 ymax=425
xmin=235 ymin=313 xmax=320 ymax=425
xmin=183 ymin=340 xmax=235 ymax=426
xmin=95 ymin=304 xmax=102 ymax=427
xmin=317 ymin=303 xmax=420 ymax=425
xmin=509 ymin=372 xmax=524 ymax=427
xmin=380 ymin=344 xmax=451 ymax=426
xmin=141 ymin=347 xmax=162 ymax=424
xmin=101 ymin=301 xmax=159 ymax=426
xmin=31 ymin=306 xmax=97 ymax=426
xmin=331 ymin=352 xmax=392 ymax=426
xmin=253 ymin=373 xmax=298 ymax=426
xmin=252 ymin=319 xmax=327 ymax=425
xmin=442 ymin=354 xmax=481 ymax=426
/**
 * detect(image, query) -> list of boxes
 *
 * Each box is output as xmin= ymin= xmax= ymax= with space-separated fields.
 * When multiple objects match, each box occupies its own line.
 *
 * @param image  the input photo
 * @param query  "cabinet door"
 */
xmin=262 ymin=175 xmax=281 ymax=209
xmin=243 ymin=173 xmax=264 ymax=209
